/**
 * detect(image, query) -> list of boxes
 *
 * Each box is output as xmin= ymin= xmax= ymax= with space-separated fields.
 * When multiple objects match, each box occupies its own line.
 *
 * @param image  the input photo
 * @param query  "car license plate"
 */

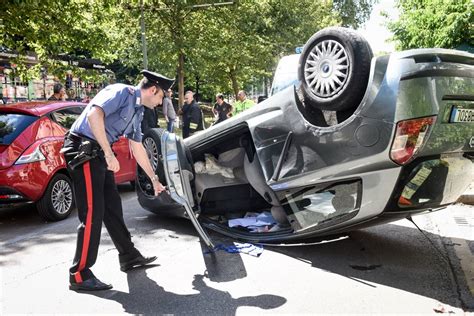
xmin=450 ymin=107 xmax=474 ymax=123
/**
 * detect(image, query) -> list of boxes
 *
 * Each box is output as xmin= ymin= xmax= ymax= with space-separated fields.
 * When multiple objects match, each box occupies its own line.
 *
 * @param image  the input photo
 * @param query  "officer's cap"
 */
xmin=141 ymin=70 xmax=175 ymax=91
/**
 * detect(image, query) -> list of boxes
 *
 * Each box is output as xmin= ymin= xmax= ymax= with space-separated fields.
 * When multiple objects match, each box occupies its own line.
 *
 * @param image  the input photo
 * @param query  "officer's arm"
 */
xmin=87 ymin=106 xmax=114 ymax=158
xmin=87 ymin=106 xmax=120 ymax=172
xmin=129 ymin=140 xmax=165 ymax=195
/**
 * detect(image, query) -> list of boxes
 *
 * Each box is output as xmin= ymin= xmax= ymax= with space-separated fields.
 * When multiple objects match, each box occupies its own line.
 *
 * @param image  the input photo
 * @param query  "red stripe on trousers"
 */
xmin=74 ymin=273 xmax=83 ymax=283
xmin=77 ymin=161 xmax=94 ymax=275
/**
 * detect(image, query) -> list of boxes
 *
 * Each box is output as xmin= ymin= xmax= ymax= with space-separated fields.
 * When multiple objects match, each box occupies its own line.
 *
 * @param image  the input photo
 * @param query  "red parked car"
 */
xmin=0 ymin=101 xmax=137 ymax=221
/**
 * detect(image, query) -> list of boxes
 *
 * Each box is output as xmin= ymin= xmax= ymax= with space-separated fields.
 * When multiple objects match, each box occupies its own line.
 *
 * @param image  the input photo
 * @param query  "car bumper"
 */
xmin=0 ymin=162 xmax=55 ymax=202
xmin=0 ymin=186 xmax=33 ymax=206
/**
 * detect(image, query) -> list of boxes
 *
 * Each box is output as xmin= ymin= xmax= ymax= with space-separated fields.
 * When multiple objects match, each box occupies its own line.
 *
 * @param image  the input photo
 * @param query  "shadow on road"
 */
xmin=2 ymin=191 xmax=471 ymax=312
xmin=144 ymin=214 xmax=250 ymax=283
xmin=267 ymin=221 xmax=471 ymax=311
xmin=86 ymin=266 xmax=286 ymax=315
xmin=129 ymin=212 xmax=473 ymax=311
xmin=0 ymin=184 xmax=134 ymax=265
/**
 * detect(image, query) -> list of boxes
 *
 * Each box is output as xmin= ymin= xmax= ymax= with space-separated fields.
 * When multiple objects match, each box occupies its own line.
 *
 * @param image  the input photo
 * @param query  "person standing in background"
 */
xmin=212 ymin=93 xmax=233 ymax=125
xmin=48 ymin=83 xmax=66 ymax=101
xmin=163 ymin=88 xmax=176 ymax=132
xmin=180 ymin=90 xmax=203 ymax=139
xmin=232 ymin=90 xmax=254 ymax=115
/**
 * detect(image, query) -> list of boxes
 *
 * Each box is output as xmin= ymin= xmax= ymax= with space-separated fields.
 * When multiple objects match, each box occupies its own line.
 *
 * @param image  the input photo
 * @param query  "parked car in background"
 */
xmin=137 ymin=27 xmax=474 ymax=248
xmin=0 ymin=101 xmax=137 ymax=221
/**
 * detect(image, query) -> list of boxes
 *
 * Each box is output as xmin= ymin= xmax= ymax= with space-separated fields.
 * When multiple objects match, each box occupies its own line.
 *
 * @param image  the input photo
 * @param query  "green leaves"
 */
xmin=388 ymin=0 xmax=474 ymax=50
xmin=2 ymin=0 xmax=374 ymax=100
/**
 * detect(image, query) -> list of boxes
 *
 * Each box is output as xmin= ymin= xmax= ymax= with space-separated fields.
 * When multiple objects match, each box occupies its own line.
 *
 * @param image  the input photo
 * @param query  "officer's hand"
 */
xmin=152 ymin=179 xmax=166 ymax=196
xmin=105 ymin=155 xmax=120 ymax=173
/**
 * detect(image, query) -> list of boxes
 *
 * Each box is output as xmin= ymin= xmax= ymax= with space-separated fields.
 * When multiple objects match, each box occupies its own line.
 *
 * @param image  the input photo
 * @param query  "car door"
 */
xmin=112 ymin=136 xmax=136 ymax=184
xmin=161 ymin=132 xmax=214 ymax=249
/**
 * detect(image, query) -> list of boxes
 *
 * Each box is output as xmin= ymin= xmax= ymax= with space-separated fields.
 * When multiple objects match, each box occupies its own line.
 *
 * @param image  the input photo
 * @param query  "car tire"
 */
xmin=141 ymin=128 xmax=166 ymax=184
xmin=37 ymin=173 xmax=74 ymax=221
xmin=298 ymin=27 xmax=373 ymax=111
xmin=138 ymin=128 xmax=167 ymax=201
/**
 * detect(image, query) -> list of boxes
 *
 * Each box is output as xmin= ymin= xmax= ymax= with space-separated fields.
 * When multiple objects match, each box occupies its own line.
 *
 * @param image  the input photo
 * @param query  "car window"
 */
xmin=51 ymin=106 xmax=84 ymax=129
xmin=282 ymin=181 xmax=360 ymax=232
xmin=0 ymin=113 xmax=38 ymax=145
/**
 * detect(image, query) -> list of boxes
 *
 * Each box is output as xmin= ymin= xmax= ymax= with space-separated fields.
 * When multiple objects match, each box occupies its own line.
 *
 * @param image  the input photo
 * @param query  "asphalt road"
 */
xmin=1 ymin=185 xmax=473 ymax=315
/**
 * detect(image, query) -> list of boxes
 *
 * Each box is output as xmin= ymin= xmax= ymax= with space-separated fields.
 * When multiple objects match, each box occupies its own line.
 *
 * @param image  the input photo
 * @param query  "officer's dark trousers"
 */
xmin=66 ymin=153 xmax=139 ymax=283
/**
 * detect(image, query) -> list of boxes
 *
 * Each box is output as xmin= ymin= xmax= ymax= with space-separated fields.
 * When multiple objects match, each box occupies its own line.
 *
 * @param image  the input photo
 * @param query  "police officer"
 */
xmin=63 ymin=70 xmax=174 ymax=291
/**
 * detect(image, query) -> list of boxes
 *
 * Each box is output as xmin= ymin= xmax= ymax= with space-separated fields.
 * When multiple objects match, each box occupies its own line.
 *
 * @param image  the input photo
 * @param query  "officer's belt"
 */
xmin=68 ymin=132 xmax=101 ymax=150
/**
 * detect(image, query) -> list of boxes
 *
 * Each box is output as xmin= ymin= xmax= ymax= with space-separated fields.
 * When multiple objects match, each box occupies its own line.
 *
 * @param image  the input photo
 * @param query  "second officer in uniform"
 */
xmin=63 ymin=70 xmax=174 ymax=291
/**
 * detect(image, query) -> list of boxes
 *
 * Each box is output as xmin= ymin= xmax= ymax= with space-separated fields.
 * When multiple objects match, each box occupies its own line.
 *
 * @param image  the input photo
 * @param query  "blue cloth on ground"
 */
xmin=205 ymin=242 xmax=264 ymax=257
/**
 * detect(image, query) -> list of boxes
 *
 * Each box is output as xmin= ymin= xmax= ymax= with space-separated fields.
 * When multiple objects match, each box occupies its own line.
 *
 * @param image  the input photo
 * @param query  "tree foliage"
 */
xmin=0 ymin=1 xmax=124 ymax=60
xmin=333 ymin=0 xmax=376 ymax=29
xmin=1 ymin=0 xmax=374 ymax=101
xmin=0 ymin=0 xmax=131 ymax=82
xmin=387 ymin=0 xmax=474 ymax=50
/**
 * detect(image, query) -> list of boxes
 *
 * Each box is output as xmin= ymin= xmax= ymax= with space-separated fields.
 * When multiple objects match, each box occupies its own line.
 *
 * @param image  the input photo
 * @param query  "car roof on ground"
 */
xmin=0 ymin=101 xmax=86 ymax=116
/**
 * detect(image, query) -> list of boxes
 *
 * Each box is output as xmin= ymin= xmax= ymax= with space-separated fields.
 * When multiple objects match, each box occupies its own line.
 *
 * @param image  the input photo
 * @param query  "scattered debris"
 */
xmin=349 ymin=264 xmax=382 ymax=271
xmin=433 ymin=304 xmax=454 ymax=313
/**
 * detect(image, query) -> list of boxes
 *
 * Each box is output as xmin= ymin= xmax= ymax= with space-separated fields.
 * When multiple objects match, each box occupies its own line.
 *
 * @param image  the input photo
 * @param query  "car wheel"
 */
xmin=138 ymin=128 xmax=167 ymax=197
xmin=142 ymin=128 xmax=166 ymax=182
xmin=37 ymin=173 xmax=74 ymax=221
xmin=298 ymin=27 xmax=373 ymax=111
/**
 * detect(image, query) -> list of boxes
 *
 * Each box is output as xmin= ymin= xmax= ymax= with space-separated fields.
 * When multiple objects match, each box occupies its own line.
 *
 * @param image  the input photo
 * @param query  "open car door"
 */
xmin=161 ymin=132 xmax=214 ymax=250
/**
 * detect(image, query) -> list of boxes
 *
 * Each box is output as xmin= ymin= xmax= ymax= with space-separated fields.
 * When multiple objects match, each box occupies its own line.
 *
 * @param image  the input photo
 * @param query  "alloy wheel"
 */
xmin=143 ymin=137 xmax=159 ymax=171
xmin=51 ymin=179 xmax=73 ymax=215
xmin=304 ymin=39 xmax=349 ymax=98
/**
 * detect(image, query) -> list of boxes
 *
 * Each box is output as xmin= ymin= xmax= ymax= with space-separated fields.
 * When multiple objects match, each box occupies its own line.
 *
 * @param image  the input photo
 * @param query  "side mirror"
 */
xmin=257 ymin=95 xmax=268 ymax=103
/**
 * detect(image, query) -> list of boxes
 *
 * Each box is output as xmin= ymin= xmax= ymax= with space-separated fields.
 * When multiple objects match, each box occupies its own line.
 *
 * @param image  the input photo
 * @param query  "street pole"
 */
xmin=12 ymin=67 xmax=16 ymax=102
xmin=140 ymin=0 xmax=148 ymax=70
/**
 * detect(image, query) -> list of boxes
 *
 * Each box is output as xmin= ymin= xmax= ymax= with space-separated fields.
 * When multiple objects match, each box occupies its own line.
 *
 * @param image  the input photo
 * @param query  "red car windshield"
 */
xmin=0 ymin=113 xmax=38 ymax=145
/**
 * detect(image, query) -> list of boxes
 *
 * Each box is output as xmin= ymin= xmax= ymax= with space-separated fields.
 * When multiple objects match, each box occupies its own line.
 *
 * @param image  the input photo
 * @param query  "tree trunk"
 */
xmin=229 ymin=67 xmax=239 ymax=100
xmin=178 ymin=51 xmax=185 ymax=107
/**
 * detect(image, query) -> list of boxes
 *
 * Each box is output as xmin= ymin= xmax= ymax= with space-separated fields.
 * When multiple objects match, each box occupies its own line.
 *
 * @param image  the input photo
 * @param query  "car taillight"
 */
xmin=14 ymin=141 xmax=46 ymax=165
xmin=390 ymin=116 xmax=436 ymax=165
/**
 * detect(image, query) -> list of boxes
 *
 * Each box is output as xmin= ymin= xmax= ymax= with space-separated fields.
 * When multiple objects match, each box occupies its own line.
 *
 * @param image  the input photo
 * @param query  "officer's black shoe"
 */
xmin=69 ymin=276 xmax=113 ymax=291
xmin=120 ymin=255 xmax=157 ymax=272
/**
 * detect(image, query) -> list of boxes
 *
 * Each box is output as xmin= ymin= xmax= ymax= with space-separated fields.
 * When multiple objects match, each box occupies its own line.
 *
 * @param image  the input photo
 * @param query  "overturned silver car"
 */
xmin=137 ymin=27 xmax=474 ymax=247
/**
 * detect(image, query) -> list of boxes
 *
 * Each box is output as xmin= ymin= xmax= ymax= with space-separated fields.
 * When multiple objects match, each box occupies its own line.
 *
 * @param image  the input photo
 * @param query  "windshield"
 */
xmin=0 ymin=113 xmax=38 ymax=145
xmin=270 ymin=54 xmax=300 ymax=96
